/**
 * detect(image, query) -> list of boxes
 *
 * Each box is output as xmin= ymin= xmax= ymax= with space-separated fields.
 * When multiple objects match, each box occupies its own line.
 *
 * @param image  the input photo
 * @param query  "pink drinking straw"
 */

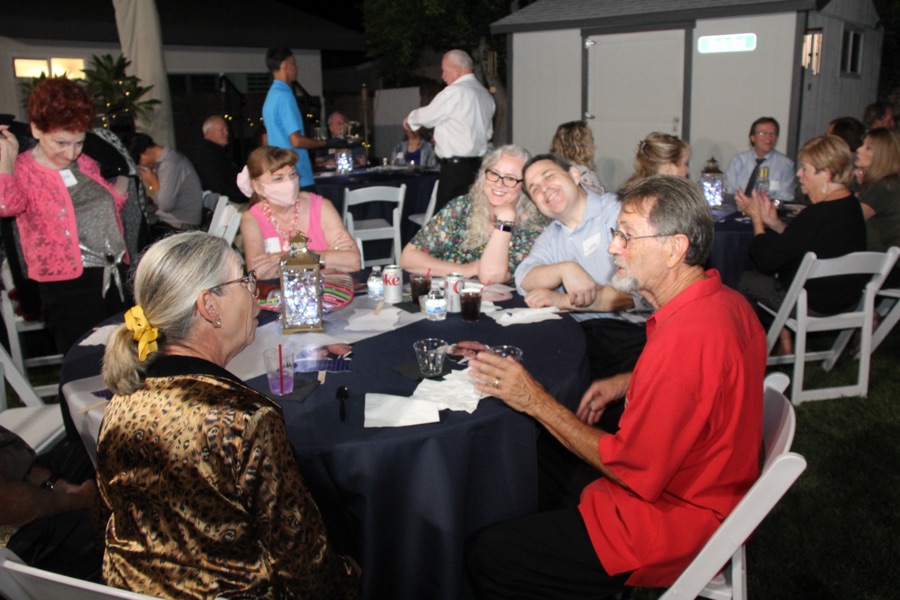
xmin=278 ymin=344 xmax=284 ymax=393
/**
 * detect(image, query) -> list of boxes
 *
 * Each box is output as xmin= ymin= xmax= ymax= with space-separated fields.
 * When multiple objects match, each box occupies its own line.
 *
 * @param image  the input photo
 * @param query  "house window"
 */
xmin=50 ymin=58 xmax=85 ymax=79
xmin=13 ymin=57 xmax=85 ymax=79
xmin=841 ymin=28 xmax=862 ymax=75
xmin=13 ymin=59 xmax=49 ymax=79
xmin=802 ymin=30 xmax=823 ymax=75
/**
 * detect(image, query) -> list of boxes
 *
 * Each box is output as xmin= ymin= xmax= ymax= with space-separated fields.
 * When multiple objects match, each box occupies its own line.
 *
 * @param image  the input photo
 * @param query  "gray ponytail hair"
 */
xmin=102 ymin=232 xmax=237 ymax=395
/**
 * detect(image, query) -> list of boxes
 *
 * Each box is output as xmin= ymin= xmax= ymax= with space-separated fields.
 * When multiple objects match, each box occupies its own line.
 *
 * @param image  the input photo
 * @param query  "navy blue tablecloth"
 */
xmin=61 ymin=297 xmax=590 ymax=600
xmin=709 ymin=209 xmax=755 ymax=289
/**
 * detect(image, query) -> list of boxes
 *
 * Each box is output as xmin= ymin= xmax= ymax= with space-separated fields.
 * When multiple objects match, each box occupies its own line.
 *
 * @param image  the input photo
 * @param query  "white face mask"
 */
xmin=262 ymin=179 xmax=299 ymax=207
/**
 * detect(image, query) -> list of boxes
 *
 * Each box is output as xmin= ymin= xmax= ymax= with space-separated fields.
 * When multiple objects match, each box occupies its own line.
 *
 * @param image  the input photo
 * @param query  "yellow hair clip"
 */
xmin=124 ymin=305 xmax=158 ymax=361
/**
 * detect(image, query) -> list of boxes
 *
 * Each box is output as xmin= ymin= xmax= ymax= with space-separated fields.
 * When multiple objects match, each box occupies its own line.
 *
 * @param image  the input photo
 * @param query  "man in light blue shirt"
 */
xmin=724 ymin=117 xmax=796 ymax=201
xmin=515 ymin=154 xmax=637 ymax=320
xmin=262 ymin=48 xmax=327 ymax=191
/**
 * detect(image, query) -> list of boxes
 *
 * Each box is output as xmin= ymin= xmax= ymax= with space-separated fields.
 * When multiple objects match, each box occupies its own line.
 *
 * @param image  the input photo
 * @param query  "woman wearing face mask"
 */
xmin=239 ymin=146 xmax=360 ymax=279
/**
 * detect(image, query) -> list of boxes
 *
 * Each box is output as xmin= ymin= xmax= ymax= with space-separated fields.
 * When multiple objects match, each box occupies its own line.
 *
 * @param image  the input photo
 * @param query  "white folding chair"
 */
xmin=220 ymin=208 xmax=243 ymax=246
xmin=870 ymin=286 xmax=900 ymax=353
xmin=760 ymin=248 xmax=900 ymax=405
xmin=408 ymin=181 xmax=439 ymax=228
xmin=209 ymin=201 xmax=241 ymax=246
xmin=343 ymin=184 xmax=406 ymax=267
xmin=0 ymin=547 xmax=162 ymax=600
xmin=61 ymin=374 xmax=109 ymax=469
xmin=658 ymin=374 xmax=807 ymax=600
xmin=206 ymin=195 xmax=230 ymax=236
xmin=0 ymin=344 xmax=65 ymax=455
xmin=0 ymin=284 xmax=63 ymax=399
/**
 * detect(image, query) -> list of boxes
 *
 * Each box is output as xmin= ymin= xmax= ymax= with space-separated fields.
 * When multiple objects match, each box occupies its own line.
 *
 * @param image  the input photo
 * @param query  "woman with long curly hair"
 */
xmin=399 ymin=145 xmax=547 ymax=284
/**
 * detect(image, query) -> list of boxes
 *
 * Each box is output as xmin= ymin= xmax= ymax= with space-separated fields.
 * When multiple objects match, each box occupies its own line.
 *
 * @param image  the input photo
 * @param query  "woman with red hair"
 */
xmin=0 ymin=78 xmax=131 ymax=354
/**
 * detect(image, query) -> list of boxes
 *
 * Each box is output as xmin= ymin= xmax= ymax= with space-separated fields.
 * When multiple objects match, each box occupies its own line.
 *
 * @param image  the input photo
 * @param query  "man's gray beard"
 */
xmin=611 ymin=271 xmax=639 ymax=294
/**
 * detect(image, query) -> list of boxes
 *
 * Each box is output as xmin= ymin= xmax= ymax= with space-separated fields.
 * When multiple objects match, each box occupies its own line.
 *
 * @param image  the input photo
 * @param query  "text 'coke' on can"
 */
xmin=383 ymin=265 xmax=403 ymax=304
xmin=445 ymin=272 xmax=463 ymax=313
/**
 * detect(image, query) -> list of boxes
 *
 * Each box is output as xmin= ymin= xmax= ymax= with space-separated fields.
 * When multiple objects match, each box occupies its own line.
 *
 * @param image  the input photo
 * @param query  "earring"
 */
xmin=822 ymin=182 xmax=828 ymax=195
xmin=215 ymin=318 xmax=222 ymax=329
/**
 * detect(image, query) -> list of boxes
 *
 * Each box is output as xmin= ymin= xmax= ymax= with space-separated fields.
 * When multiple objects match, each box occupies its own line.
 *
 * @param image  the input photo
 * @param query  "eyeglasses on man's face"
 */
xmin=485 ymin=168 xmax=523 ymax=188
xmin=211 ymin=270 xmax=258 ymax=296
xmin=609 ymin=228 xmax=672 ymax=248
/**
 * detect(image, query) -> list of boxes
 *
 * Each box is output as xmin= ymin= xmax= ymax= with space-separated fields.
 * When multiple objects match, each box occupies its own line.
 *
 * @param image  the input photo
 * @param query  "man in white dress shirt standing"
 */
xmin=404 ymin=49 xmax=495 ymax=212
xmin=724 ymin=116 xmax=796 ymax=201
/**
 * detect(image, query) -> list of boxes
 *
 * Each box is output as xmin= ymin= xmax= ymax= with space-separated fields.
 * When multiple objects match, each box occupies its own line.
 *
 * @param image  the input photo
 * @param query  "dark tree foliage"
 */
xmin=363 ymin=0 xmax=531 ymax=85
xmin=874 ymin=0 xmax=900 ymax=98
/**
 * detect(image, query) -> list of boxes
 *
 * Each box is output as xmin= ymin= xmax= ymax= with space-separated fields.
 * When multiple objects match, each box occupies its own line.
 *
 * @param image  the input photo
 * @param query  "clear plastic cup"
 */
xmin=263 ymin=347 xmax=295 ymax=395
xmin=413 ymin=338 xmax=448 ymax=377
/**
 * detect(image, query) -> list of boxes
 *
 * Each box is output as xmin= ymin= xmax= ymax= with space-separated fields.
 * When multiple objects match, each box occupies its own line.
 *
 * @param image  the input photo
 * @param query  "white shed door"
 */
xmin=586 ymin=29 xmax=685 ymax=191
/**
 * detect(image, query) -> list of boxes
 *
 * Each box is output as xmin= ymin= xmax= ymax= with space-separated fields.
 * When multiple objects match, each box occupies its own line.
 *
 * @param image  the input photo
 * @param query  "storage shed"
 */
xmin=492 ymin=0 xmax=883 ymax=188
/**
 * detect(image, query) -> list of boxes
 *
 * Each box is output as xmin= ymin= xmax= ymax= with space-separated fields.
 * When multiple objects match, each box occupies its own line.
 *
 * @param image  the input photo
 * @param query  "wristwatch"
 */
xmin=495 ymin=220 xmax=514 ymax=233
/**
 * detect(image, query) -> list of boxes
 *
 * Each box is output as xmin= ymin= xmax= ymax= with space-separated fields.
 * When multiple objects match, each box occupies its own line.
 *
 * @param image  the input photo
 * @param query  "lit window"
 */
xmin=13 ymin=58 xmax=49 ymax=79
xmin=697 ymin=33 xmax=757 ymax=54
xmin=802 ymin=30 xmax=823 ymax=75
xmin=51 ymin=58 xmax=85 ymax=79
xmin=841 ymin=29 xmax=862 ymax=75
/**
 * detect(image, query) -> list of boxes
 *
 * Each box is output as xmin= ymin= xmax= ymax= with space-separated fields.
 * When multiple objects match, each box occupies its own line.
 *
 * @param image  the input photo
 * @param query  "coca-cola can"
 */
xmin=445 ymin=272 xmax=463 ymax=313
xmin=382 ymin=265 xmax=403 ymax=304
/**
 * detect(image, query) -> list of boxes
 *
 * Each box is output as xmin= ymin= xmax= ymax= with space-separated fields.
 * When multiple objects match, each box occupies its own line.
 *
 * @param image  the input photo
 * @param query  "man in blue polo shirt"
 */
xmin=262 ymin=48 xmax=328 ymax=192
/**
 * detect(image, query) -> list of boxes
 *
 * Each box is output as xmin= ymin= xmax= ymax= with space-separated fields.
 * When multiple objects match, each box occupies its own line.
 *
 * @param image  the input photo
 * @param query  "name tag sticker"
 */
xmin=582 ymin=233 xmax=602 ymax=256
xmin=60 ymin=169 xmax=78 ymax=187
xmin=769 ymin=180 xmax=781 ymax=192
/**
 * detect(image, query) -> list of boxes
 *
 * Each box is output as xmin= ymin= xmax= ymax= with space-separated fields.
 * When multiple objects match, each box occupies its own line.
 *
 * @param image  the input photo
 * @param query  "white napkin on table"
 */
xmin=363 ymin=367 xmax=487 ymax=427
xmin=364 ymin=393 xmax=441 ymax=427
xmin=488 ymin=306 xmax=562 ymax=326
xmin=411 ymin=367 xmax=485 ymax=413
xmin=344 ymin=307 xmax=402 ymax=332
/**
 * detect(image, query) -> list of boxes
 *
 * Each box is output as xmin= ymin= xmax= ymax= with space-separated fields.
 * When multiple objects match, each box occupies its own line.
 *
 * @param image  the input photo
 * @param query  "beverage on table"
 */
xmin=460 ymin=289 xmax=482 ymax=323
xmin=383 ymin=265 xmax=403 ymax=304
xmin=367 ymin=266 xmax=384 ymax=301
xmin=425 ymin=287 xmax=447 ymax=321
xmin=410 ymin=273 xmax=432 ymax=310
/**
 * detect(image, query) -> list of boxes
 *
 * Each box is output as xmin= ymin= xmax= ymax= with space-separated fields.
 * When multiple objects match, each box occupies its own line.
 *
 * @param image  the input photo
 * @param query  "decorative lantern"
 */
xmin=700 ymin=157 xmax=725 ymax=208
xmin=279 ymin=233 xmax=324 ymax=333
xmin=336 ymin=149 xmax=353 ymax=174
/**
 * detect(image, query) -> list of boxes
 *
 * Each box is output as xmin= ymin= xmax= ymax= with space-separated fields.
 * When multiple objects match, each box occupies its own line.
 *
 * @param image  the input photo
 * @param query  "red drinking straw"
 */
xmin=278 ymin=344 xmax=284 ymax=393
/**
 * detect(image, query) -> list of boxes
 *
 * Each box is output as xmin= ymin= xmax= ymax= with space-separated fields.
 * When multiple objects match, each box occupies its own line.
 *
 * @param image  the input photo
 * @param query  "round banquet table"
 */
xmin=60 ymin=296 xmax=591 ymax=600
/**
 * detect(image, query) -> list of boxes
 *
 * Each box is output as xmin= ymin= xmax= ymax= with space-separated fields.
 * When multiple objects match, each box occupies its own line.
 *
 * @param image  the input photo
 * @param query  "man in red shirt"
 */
xmin=468 ymin=175 xmax=767 ymax=598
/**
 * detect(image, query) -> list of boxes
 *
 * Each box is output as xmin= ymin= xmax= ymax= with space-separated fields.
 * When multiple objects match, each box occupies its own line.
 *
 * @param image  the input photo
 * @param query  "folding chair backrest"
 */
xmin=207 ymin=195 xmax=230 ymax=235
xmin=765 ymin=250 xmax=899 ymax=354
xmin=409 ymin=181 xmax=439 ymax=227
xmin=659 ymin=382 xmax=807 ymax=600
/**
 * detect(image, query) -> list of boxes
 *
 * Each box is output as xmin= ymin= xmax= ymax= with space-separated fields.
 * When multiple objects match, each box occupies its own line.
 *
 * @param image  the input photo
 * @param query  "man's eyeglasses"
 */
xmin=211 ymin=270 xmax=258 ymax=296
xmin=609 ymin=228 xmax=672 ymax=248
xmin=485 ymin=168 xmax=523 ymax=188
xmin=753 ymin=131 xmax=778 ymax=138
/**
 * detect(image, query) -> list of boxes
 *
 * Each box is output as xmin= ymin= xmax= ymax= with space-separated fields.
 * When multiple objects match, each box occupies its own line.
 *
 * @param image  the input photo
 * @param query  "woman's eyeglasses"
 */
xmin=211 ymin=270 xmax=258 ymax=296
xmin=485 ymin=168 xmax=523 ymax=188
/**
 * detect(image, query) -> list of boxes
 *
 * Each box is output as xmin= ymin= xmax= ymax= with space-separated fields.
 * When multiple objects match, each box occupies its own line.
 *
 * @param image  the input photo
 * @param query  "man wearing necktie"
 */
xmin=725 ymin=117 xmax=796 ymax=201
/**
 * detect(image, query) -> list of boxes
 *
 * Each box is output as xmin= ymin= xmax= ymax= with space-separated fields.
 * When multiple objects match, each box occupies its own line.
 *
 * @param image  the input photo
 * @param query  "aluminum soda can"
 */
xmin=382 ymin=265 xmax=403 ymax=304
xmin=445 ymin=272 xmax=463 ymax=313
